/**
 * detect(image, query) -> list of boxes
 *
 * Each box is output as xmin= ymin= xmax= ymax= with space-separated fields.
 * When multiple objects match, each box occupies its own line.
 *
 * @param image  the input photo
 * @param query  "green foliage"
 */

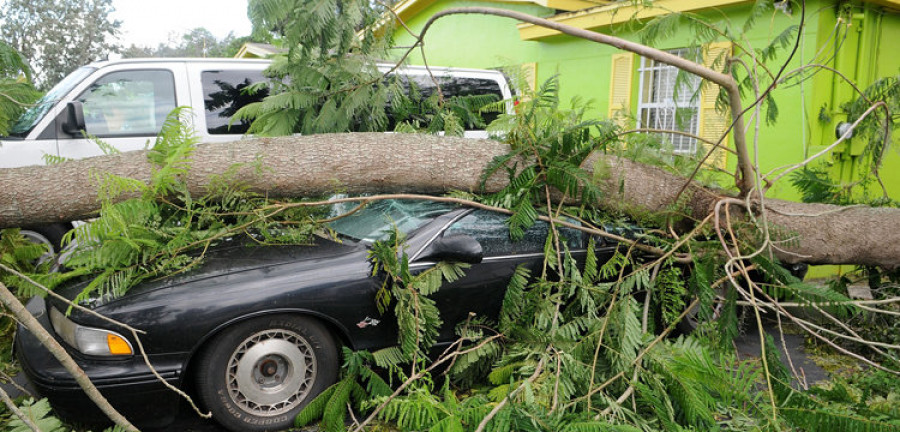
xmin=791 ymin=166 xmax=853 ymax=204
xmin=240 ymin=0 xmax=503 ymax=137
xmin=0 ymin=41 xmax=40 ymax=136
xmin=655 ymin=265 xmax=688 ymax=325
xmin=390 ymin=81 xmax=501 ymax=137
xmin=6 ymin=398 xmax=66 ymax=432
xmin=4 ymin=16 xmax=888 ymax=428
xmin=369 ymin=228 xmax=468 ymax=362
xmin=376 ymin=381 xmax=491 ymax=432
xmin=842 ymin=75 xmax=900 ymax=178
xmin=480 ymin=76 xmax=609 ymax=239
xmin=295 ymin=350 xmax=393 ymax=432
xmin=238 ymin=0 xmax=395 ymax=135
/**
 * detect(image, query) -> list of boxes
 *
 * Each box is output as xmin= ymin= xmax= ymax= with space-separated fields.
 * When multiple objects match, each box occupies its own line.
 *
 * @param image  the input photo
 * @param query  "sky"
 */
xmin=111 ymin=0 xmax=253 ymax=48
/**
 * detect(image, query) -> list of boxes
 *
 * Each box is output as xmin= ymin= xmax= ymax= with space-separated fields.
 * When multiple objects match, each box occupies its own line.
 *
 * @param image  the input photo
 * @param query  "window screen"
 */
xmin=76 ymin=70 xmax=176 ymax=137
xmin=202 ymin=70 xmax=269 ymax=135
xmin=637 ymin=48 xmax=702 ymax=154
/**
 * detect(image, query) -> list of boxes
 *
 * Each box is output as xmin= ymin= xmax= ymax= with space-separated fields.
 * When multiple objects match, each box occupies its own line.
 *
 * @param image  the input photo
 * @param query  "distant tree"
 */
xmin=0 ymin=0 xmax=121 ymax=89
xmin=0 ymin=41 xmax=39 ymax=135
xmin=119 ymin=44 xmax=156 ymax=59
xmin=178 ymin=28 xmax=231 ymax=57
xmin=120 ymin=28 xmax=252 ymax=59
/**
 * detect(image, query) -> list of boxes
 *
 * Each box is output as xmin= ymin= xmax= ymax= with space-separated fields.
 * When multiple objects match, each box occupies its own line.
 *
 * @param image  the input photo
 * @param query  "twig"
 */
xmin=617 ymin=128 xmax=738 ymax=155
xmin=762 ymin=101 xmax=888 ymax=188
xmin=775 ymin=311 xmax=804 ymax=390
xmin=749 ymin=286 xmax=900 ymax=375
xmin=351 ymin=334 xmax=502 ymax=432
xmin=571 ymin=297 xmax=701 ymax=411
xmin=474 ymin=354 xmax=547 ymax=432
xmin=0 ymin=281 xmax=138 ymax=431
xmin=735 ymin=296 xmax=900 ymax=308
xmin=0 ymin=263 xmax=210 ymax=419
xmin=0 ymin=369 xmax=32 ymax=399
xmin=0 ymin=385 xmax=39 ymax=432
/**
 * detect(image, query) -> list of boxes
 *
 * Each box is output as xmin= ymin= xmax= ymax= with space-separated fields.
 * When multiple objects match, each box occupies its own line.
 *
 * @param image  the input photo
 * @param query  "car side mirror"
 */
xmin=62 ymin=101 xmax=85 ymax=136
xmin=418 ymin=234 xmax=483 ymax=264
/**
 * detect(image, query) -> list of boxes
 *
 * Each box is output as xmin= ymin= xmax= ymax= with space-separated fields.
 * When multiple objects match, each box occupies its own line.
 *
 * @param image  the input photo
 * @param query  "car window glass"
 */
xmin=76 ymin=70 xmax=175 ymax=137
xmin=327 ymin=199 xmax=456 ymax=242
xmin=386 ymin=75 xmax=503 ymax=131
xmin=445 ymin=210 xmax=583 ymax=257
xmin=202 ymin=70 xmax=269 ymax=135
xmin=9 ymin=66 xmax=95 ymax=138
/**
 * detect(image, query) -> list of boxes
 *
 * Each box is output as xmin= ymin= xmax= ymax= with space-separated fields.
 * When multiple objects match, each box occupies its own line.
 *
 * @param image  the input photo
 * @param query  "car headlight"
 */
xmin=49 ymin=307 xmax=133 ymax=356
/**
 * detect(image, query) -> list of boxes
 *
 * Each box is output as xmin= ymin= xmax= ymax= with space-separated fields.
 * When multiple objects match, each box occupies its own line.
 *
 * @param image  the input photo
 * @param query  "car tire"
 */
xmin=195 ymin=314 xmax=339 ymax=432
xmin=22 ymin=223 xmax=70 ymax=252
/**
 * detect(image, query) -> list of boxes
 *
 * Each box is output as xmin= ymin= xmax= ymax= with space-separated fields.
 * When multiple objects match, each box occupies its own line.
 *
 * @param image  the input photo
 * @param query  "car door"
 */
xmin=413 ymin=209 xmax=586 ymax=341
xmin=57 ymin=66 xmax=187 ymax=160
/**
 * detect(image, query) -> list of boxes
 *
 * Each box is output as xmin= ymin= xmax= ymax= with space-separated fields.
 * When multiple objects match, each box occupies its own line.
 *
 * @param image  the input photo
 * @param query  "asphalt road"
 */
xmin=3 ymin=319 xmax=829 ymax=431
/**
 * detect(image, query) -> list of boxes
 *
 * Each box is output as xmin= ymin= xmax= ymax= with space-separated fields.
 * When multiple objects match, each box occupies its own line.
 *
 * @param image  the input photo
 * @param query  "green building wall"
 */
xmin=391 ymin=0 xmax=900 ymax=276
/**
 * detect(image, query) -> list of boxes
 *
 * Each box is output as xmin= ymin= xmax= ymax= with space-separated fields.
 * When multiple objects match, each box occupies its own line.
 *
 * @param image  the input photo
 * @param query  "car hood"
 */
xmin=51 ymin=235 xmax=364 ymax=311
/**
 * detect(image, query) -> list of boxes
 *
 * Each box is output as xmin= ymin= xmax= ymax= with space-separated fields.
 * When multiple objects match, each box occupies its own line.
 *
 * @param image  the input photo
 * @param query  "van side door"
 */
xmin=57 ymin=64 xmax=189 ymax=160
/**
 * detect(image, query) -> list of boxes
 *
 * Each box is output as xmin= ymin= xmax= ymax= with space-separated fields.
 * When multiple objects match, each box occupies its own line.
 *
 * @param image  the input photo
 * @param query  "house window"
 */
xmin=637 ymin=48 xmax=701 ymax=154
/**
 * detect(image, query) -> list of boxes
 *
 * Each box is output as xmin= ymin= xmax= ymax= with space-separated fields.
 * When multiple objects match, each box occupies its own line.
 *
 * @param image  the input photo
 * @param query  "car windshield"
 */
xmin=7 ymin=66 xmax=95 ymax=138
xmin=327 ymin=199 xmax=456 ymax=242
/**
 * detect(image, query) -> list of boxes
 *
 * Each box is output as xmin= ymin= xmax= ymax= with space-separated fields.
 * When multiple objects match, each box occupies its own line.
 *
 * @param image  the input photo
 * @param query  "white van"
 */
xmin=0 ymin=58 xmax=513 ymax=248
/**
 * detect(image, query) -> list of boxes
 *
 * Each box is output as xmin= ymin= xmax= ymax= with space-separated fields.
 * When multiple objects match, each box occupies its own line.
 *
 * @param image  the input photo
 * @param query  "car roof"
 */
xmin=87 ymin=57 xmax=507 ymax=77
xmin=87 ymin=57 xmax=272 ymax=68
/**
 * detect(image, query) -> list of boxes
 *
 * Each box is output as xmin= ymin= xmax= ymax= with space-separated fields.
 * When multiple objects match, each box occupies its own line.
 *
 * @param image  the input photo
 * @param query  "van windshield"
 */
xmin=6 ymin=66 xmax=96 ymax=138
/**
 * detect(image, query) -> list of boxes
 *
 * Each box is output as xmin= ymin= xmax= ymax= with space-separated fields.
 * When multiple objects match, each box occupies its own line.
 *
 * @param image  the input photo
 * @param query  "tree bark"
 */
xmin=1 ymin=133 xmax=897 ymax=269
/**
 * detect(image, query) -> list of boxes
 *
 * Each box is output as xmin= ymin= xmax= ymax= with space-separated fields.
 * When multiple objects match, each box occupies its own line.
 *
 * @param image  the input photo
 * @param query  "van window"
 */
xmin=75 ymin=70 xmax=176 ymax=137
xmin=202 ymin=70 xmax=269 ymax=134
xmin=8 ymin=67 xmax=95 ymax=138
xmin=388 ymin=75 xmax=503 ymax=131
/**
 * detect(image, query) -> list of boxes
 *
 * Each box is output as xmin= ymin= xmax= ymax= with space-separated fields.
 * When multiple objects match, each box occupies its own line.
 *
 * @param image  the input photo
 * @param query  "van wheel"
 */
xmin=23 ymin=223 xmax=70 ymax=252
xmin=195 ymin=315 xmax=339 ymax=432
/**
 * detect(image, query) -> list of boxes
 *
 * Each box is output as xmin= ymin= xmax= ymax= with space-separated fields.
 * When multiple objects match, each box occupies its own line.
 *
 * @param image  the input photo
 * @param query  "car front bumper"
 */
xmin=14 ymin=296 xmax=185 ymax=428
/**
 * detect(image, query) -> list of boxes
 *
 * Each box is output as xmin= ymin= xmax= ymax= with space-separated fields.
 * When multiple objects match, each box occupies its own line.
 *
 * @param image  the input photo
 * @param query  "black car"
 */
xmin=15 ymin=199 xmax=615 ymax=431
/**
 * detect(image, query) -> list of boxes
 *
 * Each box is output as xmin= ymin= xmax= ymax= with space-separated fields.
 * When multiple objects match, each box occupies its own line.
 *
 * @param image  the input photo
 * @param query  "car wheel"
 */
xmin=195 ymin=315 xmax=339 ymax=432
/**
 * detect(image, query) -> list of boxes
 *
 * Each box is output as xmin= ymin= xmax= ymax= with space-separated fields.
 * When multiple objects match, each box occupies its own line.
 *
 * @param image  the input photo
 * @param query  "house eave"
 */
xmin=517 ymin=0 xmax=754 ymax=41
xmin=391 ymin=0 xmax=611 ymax=25
xmin=517 ymin=0 xmax=900 ymax=41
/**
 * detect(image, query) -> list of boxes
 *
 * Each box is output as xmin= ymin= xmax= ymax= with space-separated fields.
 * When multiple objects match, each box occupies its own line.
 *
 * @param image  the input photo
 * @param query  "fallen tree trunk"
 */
xmin=1 ymin=133 xmax=898 ymax=269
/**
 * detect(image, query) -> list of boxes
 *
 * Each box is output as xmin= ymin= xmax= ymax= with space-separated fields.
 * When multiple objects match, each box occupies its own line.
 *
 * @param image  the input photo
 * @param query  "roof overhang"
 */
xmin=517 ymin=0 xmax=754 ymax=40
xmin=234 ymin=43 xmax=284 ymax=59
xmin=868 ymin=0 xmax=900 ymax=9
xmin=391 ymin=0 xmax=611 ymax=24
xmin=518 ymin=0 xmax=900 ymax=41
